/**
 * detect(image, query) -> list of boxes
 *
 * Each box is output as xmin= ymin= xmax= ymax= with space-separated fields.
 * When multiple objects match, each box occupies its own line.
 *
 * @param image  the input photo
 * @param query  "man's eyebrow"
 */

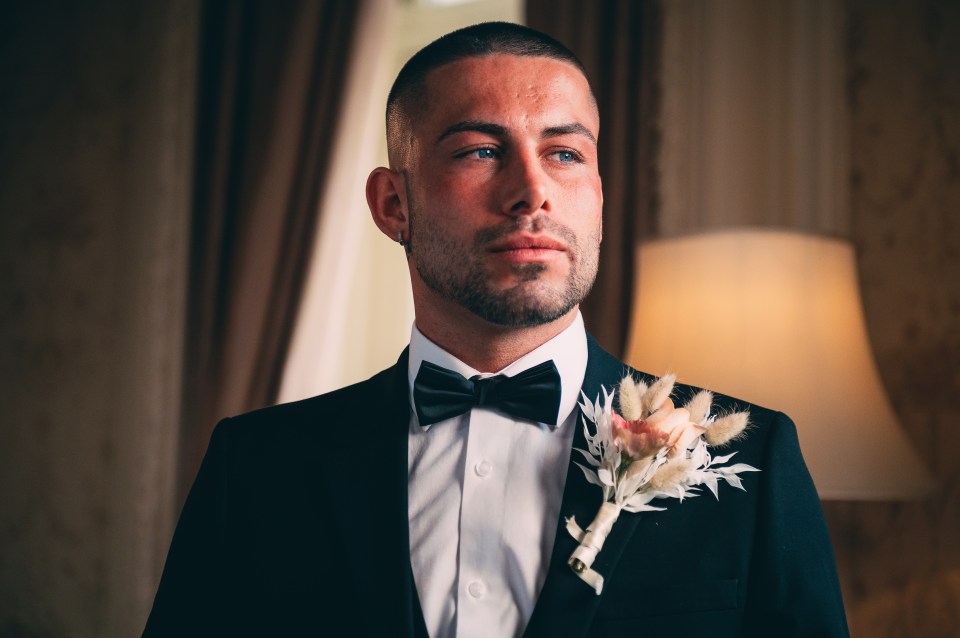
xmin=434 ymin=120 xmax=597 ymax=146
xmin=436 ymin=121 xmax=508 ymax=145
xmin=542 ymin=123 xmax=597 ymax=145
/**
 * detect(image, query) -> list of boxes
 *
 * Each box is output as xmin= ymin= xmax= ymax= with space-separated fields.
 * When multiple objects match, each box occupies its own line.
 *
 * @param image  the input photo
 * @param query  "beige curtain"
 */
xmin=179 ymin=0 xmax=362 ymax=501
xmin=279 ymin=0 xmax=415 ymax=404
xmin=526 ymin=0 xmax=660 ymax=356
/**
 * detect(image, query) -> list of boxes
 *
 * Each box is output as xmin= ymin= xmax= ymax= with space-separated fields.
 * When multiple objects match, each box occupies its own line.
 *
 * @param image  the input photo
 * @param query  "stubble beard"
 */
xmin=407 ymin=207 xmax=600 ymax=328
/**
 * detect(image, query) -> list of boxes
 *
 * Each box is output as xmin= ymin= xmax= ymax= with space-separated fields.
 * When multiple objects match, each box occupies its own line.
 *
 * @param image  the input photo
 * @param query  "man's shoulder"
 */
xmin=215 ymin=356 xmax=408 ymax=442
xmin=586 ymin=336 xmax=786 ymax=457
xmin=589 ymin=335 xmax=772 ymax=409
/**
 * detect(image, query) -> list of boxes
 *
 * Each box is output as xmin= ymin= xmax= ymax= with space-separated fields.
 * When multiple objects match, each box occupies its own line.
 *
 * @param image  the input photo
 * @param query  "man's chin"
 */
xmin=417 ymin=263 xmax=588 ymax=328
xmin=465 ymin=287 xmax=580 ymax=328
xmin=490 ymin=264 xmax=568 ymax=289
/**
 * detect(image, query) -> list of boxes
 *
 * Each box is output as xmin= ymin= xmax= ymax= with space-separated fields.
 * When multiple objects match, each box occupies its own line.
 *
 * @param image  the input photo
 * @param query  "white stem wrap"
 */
xmin=565 ymin=501 xmax=622 ymax=594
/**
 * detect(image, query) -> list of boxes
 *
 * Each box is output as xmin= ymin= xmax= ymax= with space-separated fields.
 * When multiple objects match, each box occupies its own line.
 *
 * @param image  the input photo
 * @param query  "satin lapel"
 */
xmin=308 ymin=349 xmax=428 ymax=638
xmin=382 ymin=349 xmax=431 ymax=638
xmin=383 ymin=350 xmax=431 ymax=638
xmin=523 ymin=337 xmax=651 ymax=638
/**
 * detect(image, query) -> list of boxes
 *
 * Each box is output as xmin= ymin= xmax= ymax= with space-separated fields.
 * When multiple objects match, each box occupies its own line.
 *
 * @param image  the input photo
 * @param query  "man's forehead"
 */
xmin=423 ymin=53 xmax=591 ymax=96
xmin=417 ymin=53 xmax=599 ymax=133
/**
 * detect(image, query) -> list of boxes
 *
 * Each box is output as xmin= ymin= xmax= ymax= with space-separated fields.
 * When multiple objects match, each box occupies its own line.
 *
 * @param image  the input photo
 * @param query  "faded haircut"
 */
xmin=385 ymin=21 xmax=595 ymax=169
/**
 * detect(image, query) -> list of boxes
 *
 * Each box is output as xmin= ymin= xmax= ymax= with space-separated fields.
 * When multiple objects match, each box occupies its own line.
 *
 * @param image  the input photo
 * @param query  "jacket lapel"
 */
xmin=317 ymin=349 xmax=429 ymax=637
xmin=383 ymin=350 xmax=431 ymax=638
xmin=524 ymin=337 xmax=651 ymax=638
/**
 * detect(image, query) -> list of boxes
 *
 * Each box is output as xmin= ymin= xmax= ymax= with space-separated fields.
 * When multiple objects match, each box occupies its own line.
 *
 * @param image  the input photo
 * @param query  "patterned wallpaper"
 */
xmin=822 ymin=1 xmax=960 ymax=636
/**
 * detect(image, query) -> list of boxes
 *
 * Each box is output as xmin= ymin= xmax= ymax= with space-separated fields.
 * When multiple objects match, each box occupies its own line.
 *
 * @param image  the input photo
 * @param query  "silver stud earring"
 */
xmin=397 ymin=231 xmax=406 ymax=247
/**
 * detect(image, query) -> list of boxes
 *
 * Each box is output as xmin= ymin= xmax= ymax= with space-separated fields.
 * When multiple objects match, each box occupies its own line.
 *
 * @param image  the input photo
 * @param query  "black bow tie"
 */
xmin=413 ymin=360 xmax=562 ymax=427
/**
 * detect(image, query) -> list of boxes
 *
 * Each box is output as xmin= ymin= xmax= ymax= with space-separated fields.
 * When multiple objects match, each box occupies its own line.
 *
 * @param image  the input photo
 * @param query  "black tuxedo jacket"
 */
xmin=143 ymin=337 xmax=848 ymax=637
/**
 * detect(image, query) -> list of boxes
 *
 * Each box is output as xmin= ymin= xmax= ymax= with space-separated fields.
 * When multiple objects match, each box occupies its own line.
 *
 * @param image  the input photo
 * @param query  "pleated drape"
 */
xmin=178 ymin=0 xmax=361 ymax=501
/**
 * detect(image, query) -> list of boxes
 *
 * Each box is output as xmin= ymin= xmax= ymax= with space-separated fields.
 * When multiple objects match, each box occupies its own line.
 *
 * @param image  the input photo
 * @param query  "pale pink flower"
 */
xmin=612 ymin=398 xmax=706 ymax=460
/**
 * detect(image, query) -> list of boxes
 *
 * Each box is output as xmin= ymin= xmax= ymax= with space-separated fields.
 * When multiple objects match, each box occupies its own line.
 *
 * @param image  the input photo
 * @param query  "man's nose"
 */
xmin=501 ymin=151 xmax=549 ymax=216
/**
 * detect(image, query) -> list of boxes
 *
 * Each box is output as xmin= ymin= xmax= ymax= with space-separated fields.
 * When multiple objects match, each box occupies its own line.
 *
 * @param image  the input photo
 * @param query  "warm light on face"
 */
xmin=401 ymin=54 xmax=603 ymax=329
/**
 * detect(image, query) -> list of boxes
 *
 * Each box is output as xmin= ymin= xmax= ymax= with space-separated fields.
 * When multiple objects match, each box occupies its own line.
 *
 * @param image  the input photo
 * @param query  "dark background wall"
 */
xmin=0 ymin=2 xmax=196 ymax=636
xmin=823 ymin=1 xmax=960 ymax=636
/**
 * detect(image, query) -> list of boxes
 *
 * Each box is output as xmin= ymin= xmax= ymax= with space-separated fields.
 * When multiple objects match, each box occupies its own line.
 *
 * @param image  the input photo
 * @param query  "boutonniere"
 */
xmin=565 ymin=374 xmax=758 ymax=594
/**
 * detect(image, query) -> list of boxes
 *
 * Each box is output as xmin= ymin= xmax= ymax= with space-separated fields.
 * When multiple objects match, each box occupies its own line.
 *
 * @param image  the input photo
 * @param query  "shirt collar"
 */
xmin=407 ymin=312 xmax=588 ymax=430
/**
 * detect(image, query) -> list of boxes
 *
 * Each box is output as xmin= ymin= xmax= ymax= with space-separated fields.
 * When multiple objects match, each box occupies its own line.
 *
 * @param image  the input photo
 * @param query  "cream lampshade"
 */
xmin=624 ymin=229 xmax=935 ymax=500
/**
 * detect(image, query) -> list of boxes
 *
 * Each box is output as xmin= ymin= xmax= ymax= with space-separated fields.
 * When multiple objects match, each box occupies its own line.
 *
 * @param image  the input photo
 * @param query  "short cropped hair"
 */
xmin=385 ymin=21 xmax=594 ymax=168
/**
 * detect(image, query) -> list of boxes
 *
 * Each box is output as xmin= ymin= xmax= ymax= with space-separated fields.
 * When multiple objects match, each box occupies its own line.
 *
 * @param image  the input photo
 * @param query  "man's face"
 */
xmin=402 ymin=54 xmax=603 ymax=328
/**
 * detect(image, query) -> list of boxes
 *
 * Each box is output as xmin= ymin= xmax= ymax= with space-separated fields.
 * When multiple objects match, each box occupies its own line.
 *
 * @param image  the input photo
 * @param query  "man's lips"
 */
xmin=487 ymin=235 xmax=568 ymax=253
xmin=486 ymin=235 xmax=568 ymax=263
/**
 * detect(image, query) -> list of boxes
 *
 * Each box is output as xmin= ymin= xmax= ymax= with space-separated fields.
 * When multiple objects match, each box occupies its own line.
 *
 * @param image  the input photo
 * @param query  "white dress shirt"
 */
xmin=407 ymin=313 xmax=588 ymax=638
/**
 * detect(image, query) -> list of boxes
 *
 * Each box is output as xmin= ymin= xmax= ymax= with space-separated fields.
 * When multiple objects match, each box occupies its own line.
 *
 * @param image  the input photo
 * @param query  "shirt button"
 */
xmin=467 ymin=580 xmax=487 ymax=598
xmin=474 ymin=460 xmax=492 ymax=477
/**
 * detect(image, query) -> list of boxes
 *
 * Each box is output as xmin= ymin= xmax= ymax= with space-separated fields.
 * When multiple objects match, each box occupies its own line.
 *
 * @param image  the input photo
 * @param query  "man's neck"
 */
xmin=413 ymin=305 xmax=579 ymax=373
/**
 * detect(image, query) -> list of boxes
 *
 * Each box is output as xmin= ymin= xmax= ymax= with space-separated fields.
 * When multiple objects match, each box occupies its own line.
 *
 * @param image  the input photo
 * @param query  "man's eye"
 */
xmin=551 ymin=150 xmax=580 ymax=163
xmin=460 ymin=147 xmax=499 ymax=159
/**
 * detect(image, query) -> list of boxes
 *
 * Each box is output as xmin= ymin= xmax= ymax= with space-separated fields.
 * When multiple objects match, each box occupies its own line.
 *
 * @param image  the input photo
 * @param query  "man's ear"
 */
xmin=366 ymin=167 xmax=409 ymax=243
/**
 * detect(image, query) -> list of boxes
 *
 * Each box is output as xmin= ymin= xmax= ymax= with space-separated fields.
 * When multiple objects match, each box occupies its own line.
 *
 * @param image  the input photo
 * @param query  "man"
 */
xmin=143 ymin=22 xmax=848 ymax=637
